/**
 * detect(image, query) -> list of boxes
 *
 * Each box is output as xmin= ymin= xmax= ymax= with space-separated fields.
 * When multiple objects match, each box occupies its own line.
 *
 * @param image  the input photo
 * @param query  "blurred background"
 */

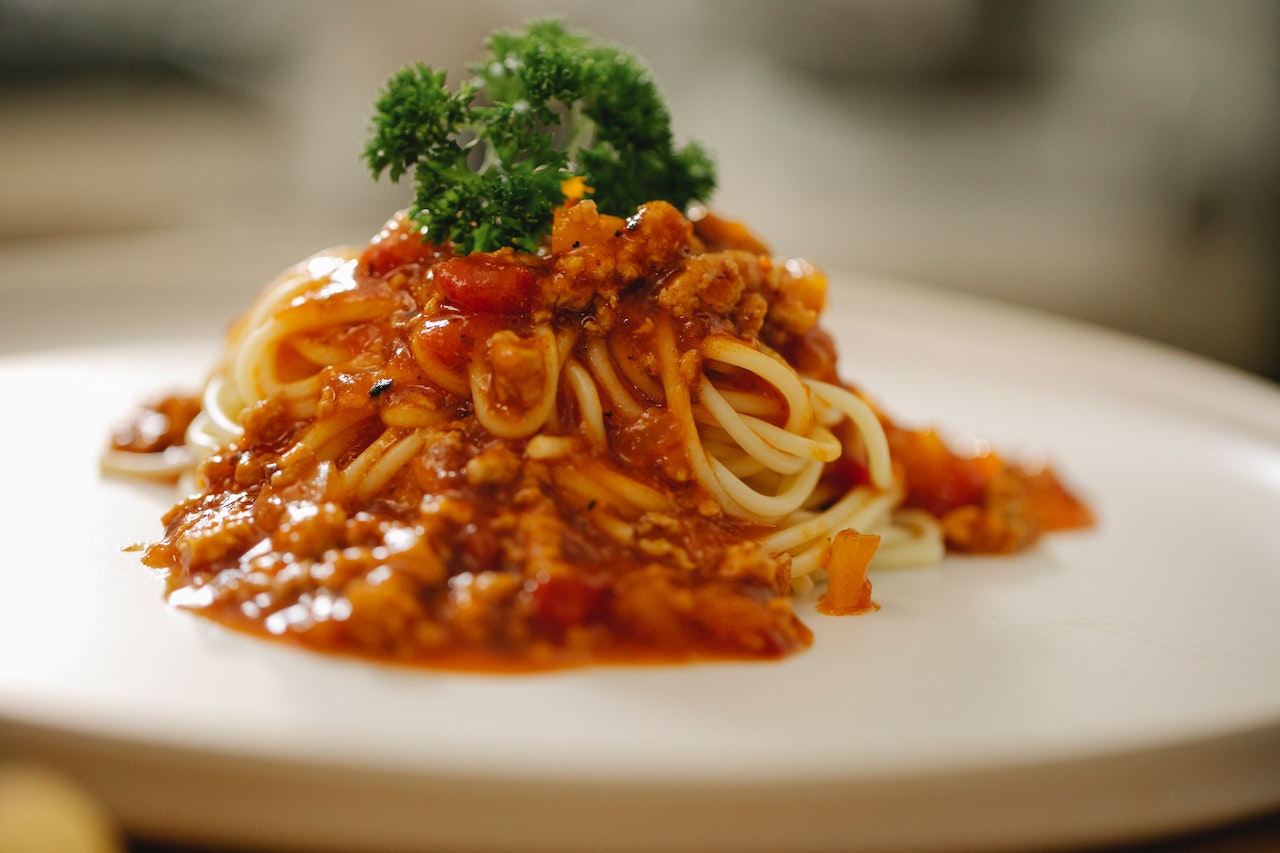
xmin=1 ymin=0 xmax=1277 ymax=381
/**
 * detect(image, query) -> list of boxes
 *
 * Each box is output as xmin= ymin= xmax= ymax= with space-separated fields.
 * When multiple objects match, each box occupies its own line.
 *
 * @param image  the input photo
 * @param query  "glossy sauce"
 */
xmin=129 ymin=201 xmax=1091 ymax=671
xmin=142 ymin=202 xmax=823 ymax=670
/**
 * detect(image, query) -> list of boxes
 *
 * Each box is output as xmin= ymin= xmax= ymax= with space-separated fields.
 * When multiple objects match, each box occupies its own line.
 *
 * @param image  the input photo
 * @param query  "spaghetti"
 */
xmin=105 ymin=199 xmax=1091 ymax=669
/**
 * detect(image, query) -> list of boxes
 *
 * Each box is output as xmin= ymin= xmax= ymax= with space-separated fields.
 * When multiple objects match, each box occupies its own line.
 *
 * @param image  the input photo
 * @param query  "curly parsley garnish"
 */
xmin=362 ymin=20 xmax=716 ymax=254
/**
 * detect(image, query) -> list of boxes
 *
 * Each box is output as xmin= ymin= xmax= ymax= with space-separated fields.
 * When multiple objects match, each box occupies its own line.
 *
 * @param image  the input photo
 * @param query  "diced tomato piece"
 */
xmin=412 ymin=314 xmax=475 ymax=371
xmin=531 ymin=576 xmax=608 ymax=637
xmin=887 ymin=426 xmax=1001 ymax=517
xmin=434 ymin=253 xmax=536 ymax=314
xmin=360 ymin=212 xmax=440 ymax=278
xmin=411 ymin=313 xmax=505 ymax=374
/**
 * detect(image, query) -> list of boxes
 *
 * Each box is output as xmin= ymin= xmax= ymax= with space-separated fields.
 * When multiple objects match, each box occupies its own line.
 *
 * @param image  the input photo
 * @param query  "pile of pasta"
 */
xmin=106 ymin=200 xmax=1090 ymax=669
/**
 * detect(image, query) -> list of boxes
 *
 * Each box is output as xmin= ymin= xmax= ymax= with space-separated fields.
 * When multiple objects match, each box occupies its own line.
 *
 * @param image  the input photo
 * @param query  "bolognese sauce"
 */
xmin=111 ymin=200 xmax=1090 ymax=671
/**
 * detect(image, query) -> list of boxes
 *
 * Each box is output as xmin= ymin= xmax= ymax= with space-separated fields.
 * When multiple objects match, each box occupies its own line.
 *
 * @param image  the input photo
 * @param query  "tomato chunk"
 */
xmin=887 ymin=426 xmax=1001 ymax=517
xmin=413 ymin=314 xmax=476 ymax=371
xmin=531 ymin=576 xmax=608 ymax=637
xmin=435 ymin=253 xmax=536 ymax=314
xmin=360 ymin=212 xmax=440 ymax=278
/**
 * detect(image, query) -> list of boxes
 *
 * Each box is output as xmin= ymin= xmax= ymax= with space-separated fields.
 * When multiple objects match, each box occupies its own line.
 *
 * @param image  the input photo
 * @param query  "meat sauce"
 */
xmin=124 ymin=200 xmax=1091 ymax=671
xmin=139 ymin=202 xmax=830 ymax=670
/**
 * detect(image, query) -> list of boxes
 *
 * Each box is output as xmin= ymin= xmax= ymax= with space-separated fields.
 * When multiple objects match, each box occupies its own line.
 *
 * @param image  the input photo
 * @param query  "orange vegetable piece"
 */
xmin=817 ymin=530 xmax=881 ymax=616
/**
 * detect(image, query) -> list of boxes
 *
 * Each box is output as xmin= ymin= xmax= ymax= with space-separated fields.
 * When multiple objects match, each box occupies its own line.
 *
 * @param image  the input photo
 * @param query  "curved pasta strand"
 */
xmin=609 ymin=335 xmax=663 ymax=402
xmin=702 ymin=336 xmax=810 ymax=434
xmin=698 ymin=378 xmax=808 ymax=475
xmin=337 ymin=428 xmax=427 ymax=500
xmin=806 ymin=379 xmax=894 ymax=490
xmin=709 ymin=454 xmax=826 ymax=520
xmin=655 ymin=317 xmax=744 ymax=516
xmin=585 ymin=338 xmax=643 ymax=418
xmin=470 ymin=326 xmax=561 ymax=439
xmin=564 ymin=359 xmax=608 ymax=450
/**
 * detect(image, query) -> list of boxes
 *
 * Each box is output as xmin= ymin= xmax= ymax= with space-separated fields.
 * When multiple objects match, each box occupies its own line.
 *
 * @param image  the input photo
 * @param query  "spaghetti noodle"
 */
xmin=105 ymin=199 xmax=1090 ymax=669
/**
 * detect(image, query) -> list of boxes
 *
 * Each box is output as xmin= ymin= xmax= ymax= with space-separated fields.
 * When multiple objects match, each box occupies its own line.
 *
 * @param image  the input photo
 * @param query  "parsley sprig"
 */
xmin=363 ymin=20 xmax=716 ymax=254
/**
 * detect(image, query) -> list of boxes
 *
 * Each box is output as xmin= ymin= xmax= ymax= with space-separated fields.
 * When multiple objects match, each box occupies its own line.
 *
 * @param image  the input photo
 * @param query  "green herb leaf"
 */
xmin=363 ymin=20 xmax=716 ymax=254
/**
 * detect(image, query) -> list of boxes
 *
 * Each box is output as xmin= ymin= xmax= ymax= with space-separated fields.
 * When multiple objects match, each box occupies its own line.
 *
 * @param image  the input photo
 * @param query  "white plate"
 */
xmin=2 ymin=261 xmax=1279 ymax=853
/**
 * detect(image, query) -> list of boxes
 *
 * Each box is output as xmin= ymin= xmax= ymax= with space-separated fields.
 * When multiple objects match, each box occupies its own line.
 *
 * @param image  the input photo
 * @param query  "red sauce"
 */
xmin=126 ymin=200 xmax=1092 ymax=672
xmin=110 ymin=395 xmax=201 ymax=455
xmin=886 ymin=422 xmax=1093 ymax=553
xmin=141 ymin=202 xmax=824 ymax=670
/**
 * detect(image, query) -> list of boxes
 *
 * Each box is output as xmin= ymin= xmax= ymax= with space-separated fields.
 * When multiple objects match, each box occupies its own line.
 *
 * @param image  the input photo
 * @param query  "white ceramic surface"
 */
xmin=1 ymin=269 xmax=1278 ymax=852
